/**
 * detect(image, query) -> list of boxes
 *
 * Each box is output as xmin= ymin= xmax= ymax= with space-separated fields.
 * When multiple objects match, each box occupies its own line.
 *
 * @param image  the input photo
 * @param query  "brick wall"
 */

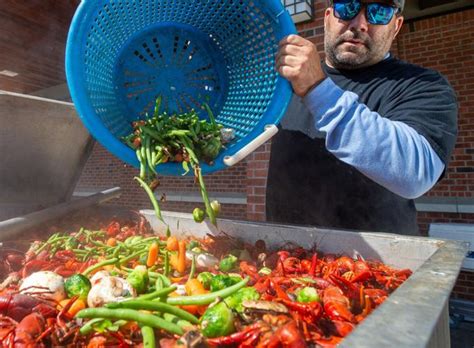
xmin=394 ymin=9 xmax=474 ymax=301
xmin=397 ymin=10 xmax=474 ymax=199
xmin=453 ymin=270 xmax=474 ymax=302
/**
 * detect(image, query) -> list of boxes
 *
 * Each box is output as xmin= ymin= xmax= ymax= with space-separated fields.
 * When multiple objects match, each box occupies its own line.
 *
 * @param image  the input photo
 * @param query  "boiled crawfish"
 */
xmin=207 ymin=314 xmax=307 ymax=348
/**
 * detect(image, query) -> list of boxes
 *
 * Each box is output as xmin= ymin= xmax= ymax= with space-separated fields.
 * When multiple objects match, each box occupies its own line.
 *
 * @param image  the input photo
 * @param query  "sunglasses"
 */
xmin=332 ymin=1 xmax=400 ymax=25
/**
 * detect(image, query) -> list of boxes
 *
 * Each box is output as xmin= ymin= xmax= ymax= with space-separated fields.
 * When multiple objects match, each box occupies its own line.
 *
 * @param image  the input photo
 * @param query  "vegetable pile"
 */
xmin=0 ymin=216 xmax=412 ymax=347
xmin=122 ymin=98 xmax=231 ymax=226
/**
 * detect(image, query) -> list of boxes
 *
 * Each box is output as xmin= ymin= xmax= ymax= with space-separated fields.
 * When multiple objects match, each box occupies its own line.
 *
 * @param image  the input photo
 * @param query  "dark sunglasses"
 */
xmin=332 ymin=0 xmax=400 ymax=25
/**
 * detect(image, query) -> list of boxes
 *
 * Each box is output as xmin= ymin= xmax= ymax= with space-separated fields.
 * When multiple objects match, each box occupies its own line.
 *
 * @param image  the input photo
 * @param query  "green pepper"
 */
xmin=65 ymin=274 xmax=92 ymax=300
xmin=218 ymin=254 xmax=238 ymax=272
xmin=201 ymin=136 xmax=222 ymax=161
xmin=296 ymin=287 xmax=320 ymax=303
xmin=127 ymin=265 xmax=149 ymax=294
xmin=197 ymin=272 xmax=213 ymax=290
xmin=210 ymin=200 xmax=221 ymax=216
xmin=224 ymin=287 xmax=260 ymax=313
xmin=200 ymin=302 xmax=235 ymax=338
xmin=193 ymin=207 xmax=205 ymax=223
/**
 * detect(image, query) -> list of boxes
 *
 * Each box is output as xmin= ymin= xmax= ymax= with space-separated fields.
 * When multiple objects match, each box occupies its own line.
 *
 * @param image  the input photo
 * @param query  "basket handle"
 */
xmin=223 ymin=124 xmax=278 ymax=167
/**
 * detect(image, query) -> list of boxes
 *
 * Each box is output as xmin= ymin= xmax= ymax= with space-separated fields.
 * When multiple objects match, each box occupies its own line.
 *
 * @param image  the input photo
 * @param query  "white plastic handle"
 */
xmin=223 ymin=124 xmax=278 ymax=167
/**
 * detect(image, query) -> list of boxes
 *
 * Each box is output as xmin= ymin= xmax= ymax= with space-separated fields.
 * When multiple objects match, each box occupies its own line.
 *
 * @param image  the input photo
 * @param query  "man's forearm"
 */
xmin=303 ymin=78 xmax=444 ymax=199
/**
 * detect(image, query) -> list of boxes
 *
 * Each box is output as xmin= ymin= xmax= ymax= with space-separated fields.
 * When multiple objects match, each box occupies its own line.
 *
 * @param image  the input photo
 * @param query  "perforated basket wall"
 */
xmin=66 ymin=0 xmax=296 ymax=175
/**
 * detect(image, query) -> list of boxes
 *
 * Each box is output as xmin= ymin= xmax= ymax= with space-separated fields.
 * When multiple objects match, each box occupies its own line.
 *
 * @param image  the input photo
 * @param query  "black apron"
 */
xmin=266 ymin=95 xmax=419 ymax=236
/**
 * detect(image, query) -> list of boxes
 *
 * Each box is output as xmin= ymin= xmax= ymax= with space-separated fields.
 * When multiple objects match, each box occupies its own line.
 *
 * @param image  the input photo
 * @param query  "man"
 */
xmin=266 ymin=0 xmax=458 ymax=235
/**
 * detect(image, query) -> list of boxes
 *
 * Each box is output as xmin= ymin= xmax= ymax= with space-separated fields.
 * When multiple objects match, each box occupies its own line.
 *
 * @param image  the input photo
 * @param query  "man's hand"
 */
xmin=276 ymin=35 xmax=326 ymax=97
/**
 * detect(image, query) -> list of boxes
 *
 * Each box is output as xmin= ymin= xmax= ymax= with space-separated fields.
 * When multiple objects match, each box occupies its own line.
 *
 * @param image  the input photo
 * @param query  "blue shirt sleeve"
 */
xmin=302 ymin=77 xmax=445 ymax=199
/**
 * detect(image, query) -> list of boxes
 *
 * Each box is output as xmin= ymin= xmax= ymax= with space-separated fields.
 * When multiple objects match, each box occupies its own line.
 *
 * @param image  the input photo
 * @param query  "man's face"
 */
xmin=324 ymin=0 xmax=404 ymax=69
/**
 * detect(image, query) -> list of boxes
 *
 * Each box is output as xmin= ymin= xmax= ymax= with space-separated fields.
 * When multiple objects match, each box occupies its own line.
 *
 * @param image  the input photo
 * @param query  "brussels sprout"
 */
xmin=218 ymin=255 xmax=238 ymax=272
xmin=296 ymin=287 xmax=320 ymax=303
xmin=224 ymin=287 xmax=260 ymax=313
xmin=197 ymin=272 xmax=213 ymax=290
xmin=126 ymin=265 xmax=149 ymax=294
xmin=200 ymin=302 xmax=235 ymax=338
xmin=193 ymin=208 xmax=205 ymax=223
xmin=210 ymin=275 xmax=240 ymax=292
xmin=65 ymin=274 xmax=91 ymax=300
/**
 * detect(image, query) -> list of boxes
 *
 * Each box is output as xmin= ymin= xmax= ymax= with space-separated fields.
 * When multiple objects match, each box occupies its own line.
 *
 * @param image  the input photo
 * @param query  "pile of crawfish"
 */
xmin=0 ymin=214 xmax=412 ymax=348
xmin=0 ymin=214 xmax=151 ymax=347
xmin=227 ymin=247 xmax=411 ymax=347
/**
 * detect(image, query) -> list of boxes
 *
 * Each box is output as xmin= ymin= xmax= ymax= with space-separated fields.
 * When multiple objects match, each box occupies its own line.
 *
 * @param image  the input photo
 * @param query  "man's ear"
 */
xmin=324 ymin=7 xmax=332 ymax=29
xmin=393 ymin=15 xmax=404 ymax=38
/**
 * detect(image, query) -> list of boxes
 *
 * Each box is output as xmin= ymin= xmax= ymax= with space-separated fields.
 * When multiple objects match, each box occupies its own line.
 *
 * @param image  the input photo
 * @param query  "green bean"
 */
xmin=119 ymin=250 xmax=146 ymax=265
xmin=145 ymin=135 xmax=157 ymax=175
xmin=203 ymin=102 xmax=216 ymax=127
xmin=166 ymin=276 xmax=249 ymax=306
xmin=163 ymin=313 xmax=194 ymax=330
xmin=188 ymin=255 xmax=196 ymax=280
xmin=168 ymin=129 xmax=191 ymax=137
xmin=75 ymin=227 xmax=85 ymax=239
xmin=153 ymin=96 xmax=162 ymax=118
xmin=133 ymin=237 xmax=164 ymax=248
xmin=35 ymin=234 xmax=63 ymax=254
xmin=151 ymin=150 xmax=158 ymax=168
xmin=107 ymin=300 xmax=199 ymax=324
xmin=141 ymin=125 xmax=165 ymax=143
xmin=127 ymin=285 xmax=177 ymax=301
xmin=72 ymin=249 xmax=89 ymax=255
xmin=112 ymin=246 xmax=122 ymax=259
xmin=137 ymin=148 xmax=146 ymax=179
xmin=164 ymin=251 xmax=170 ymax=277
xmin=134 ymin=176 xmax=163 ymax=222
xmin=180 ymin=136 xmax=198 ymax=164
xmin=141 ymin=325 xmax=155 ymax=348
xmin=79 ymin=318 xmax=105 ymax=335
xmin=76 ymin=308 xmax=183 ymax=335
xmin=82 ymin=258 xmax=118 ymax=276
xmin=195 ymin=164 xmax=216 ymax=226
xmin=140 ymin=143 xmax=147 ymax=172
xmin=91 ymin=240 xmax=107 ymax=248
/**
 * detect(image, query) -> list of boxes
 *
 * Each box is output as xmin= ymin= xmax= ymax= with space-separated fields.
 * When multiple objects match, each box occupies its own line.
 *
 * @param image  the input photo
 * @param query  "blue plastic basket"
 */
xmin=66 ymin=0 xmax=296 ymax=175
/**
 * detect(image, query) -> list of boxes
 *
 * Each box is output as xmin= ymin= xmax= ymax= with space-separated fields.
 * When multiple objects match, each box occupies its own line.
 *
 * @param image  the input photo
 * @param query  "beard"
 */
xmin=325 ymin=30 xmax=376 ymax=70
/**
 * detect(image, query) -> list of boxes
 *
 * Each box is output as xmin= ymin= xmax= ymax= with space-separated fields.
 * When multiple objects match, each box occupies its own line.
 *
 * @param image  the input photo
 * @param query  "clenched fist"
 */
xmin=276 ymin=35 xmax=326 ymax=97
